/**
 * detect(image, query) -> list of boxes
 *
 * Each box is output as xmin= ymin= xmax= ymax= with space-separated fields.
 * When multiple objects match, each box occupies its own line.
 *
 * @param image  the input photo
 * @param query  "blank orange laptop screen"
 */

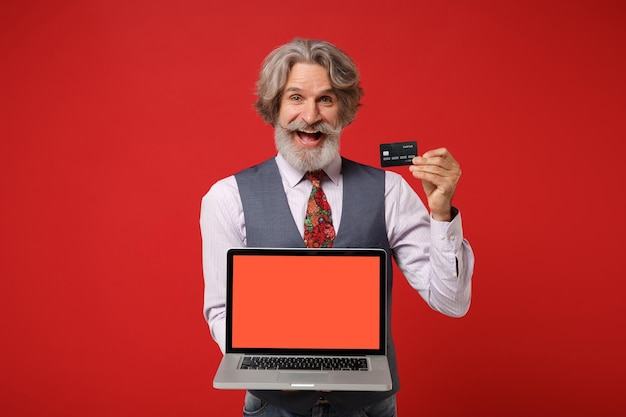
xmin=230 ymin=254 xmax=381 ymax=350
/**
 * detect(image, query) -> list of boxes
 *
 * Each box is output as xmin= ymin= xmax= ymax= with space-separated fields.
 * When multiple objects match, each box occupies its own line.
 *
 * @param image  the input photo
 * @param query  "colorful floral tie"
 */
xmin=303 ymin=170 xmax=335 ymax=248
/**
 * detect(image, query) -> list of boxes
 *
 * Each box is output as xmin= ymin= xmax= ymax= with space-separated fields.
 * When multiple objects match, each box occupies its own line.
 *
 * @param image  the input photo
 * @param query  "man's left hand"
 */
xmin=409 ymin=147 xmax=461 ymax=221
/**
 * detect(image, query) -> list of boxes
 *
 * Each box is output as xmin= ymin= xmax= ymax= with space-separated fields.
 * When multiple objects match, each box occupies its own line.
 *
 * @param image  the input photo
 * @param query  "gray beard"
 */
xmin=274 ymin=121 xmax=342 ymax=172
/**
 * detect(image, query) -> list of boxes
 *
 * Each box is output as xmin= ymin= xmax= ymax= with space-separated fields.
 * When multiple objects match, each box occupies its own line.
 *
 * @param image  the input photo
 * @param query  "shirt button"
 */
xmin=449 ymin=235 xmax=456 ymax=241
xmin=439 ymin=234 xmax=445 ymax=240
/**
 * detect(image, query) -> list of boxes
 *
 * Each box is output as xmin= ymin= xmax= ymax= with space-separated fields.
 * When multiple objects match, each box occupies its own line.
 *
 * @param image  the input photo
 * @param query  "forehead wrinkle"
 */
xmin=283 ymin=86 xmax=336 ymax=96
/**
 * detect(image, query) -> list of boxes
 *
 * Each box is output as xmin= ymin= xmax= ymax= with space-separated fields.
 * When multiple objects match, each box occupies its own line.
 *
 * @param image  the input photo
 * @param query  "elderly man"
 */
xmin=201 ymin=38 xmax=474 ymax=417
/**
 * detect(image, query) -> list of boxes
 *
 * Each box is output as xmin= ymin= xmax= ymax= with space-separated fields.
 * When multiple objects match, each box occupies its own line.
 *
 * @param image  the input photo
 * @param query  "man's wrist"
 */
xmin=431 ymin=207 xmax=458 ymax=222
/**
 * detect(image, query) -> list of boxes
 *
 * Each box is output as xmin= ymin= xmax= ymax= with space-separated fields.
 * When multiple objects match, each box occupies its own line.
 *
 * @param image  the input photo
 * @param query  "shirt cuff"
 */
xmin=430 ymin=207 xmax=463 ymax=252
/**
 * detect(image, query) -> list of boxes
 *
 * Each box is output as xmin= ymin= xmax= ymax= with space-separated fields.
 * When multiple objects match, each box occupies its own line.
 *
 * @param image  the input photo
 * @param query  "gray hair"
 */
xmin=255 ymin=38 xmax=363 ymax=127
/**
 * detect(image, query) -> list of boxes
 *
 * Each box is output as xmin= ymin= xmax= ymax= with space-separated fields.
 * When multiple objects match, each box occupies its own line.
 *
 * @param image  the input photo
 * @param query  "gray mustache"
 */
xmin=282 ymin=120 xmax=339 ymax=135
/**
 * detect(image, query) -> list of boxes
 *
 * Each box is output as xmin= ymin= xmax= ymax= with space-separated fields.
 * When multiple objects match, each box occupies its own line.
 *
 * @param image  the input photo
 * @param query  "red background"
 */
xmin=1 ymin=0 xmax=625 ymax=416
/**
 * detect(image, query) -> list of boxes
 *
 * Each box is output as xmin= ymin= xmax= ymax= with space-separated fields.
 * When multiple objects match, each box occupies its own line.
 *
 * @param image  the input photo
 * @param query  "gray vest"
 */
xmin=235 ymin=158 xmax=399 ymax=413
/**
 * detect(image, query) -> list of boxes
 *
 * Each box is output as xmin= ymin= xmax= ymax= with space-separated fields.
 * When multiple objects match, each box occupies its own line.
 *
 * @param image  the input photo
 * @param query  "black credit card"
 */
xmin=380 ymin=141 xmax=418 ymax=167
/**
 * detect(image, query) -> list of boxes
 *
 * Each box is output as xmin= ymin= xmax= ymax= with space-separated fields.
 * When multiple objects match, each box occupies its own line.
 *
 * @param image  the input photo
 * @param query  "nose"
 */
xmin=301 ymin=100 xmax=322 ymax=126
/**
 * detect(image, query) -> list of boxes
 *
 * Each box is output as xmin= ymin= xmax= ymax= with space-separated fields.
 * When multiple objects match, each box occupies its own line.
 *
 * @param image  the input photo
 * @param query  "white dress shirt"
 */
xmin=200 ymin=153 xmax=474 ymax=353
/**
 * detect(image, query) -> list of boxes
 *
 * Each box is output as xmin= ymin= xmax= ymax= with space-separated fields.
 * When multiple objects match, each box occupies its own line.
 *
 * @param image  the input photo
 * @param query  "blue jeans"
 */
xmin=242 ymin=392 xmax=397 ymax=417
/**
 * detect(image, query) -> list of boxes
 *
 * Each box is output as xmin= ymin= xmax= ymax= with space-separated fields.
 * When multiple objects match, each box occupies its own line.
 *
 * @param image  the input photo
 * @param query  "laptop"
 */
xmin=213 ymin=247 xmax=392 ymax=391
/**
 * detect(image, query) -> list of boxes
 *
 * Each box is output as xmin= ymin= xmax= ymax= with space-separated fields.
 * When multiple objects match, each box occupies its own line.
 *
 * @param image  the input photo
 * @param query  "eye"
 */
xmin=289 ymin=94 xmax=303 ymax=102
xmin=319 ymin=96 xmax=334 ymax=104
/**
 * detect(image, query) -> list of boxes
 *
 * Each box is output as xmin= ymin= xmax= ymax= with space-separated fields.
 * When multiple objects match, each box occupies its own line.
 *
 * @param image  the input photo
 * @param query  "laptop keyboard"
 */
xmin=240 ymin=356 xmax=369 ymax=371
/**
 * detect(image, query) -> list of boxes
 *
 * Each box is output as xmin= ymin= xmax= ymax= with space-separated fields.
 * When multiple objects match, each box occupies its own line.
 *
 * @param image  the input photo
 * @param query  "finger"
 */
xmin=409 ymin=163 xmax=446 ymax=177
xmin=410 ymin=163 xmax=461 ymax=186
xmin=421 ymin=148 xmax=459 ymax=167
xmin=412 ymin=156 xmax=444 ymax=169
xmin=410 ymin=167 xmax=452 ymax=186
xmin=421 ymin=147 xmax=451 ymax=159
xmin=411 ymin=158 xmax=459 ymax=176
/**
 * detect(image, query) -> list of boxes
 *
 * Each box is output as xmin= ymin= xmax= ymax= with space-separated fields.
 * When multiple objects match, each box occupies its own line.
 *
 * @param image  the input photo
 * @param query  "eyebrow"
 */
xmin=283 ymin=87 xmax=336 ymax=96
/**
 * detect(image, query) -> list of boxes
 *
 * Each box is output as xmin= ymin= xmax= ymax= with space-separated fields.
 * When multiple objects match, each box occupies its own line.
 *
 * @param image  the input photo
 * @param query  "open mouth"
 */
xmin=296 ymin=130 xmax=324 ymax=146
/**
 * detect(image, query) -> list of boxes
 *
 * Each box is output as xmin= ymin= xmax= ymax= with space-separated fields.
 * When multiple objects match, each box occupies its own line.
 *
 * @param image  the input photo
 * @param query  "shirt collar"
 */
xmin=275 ymin=152 xmax=342 ymax=188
